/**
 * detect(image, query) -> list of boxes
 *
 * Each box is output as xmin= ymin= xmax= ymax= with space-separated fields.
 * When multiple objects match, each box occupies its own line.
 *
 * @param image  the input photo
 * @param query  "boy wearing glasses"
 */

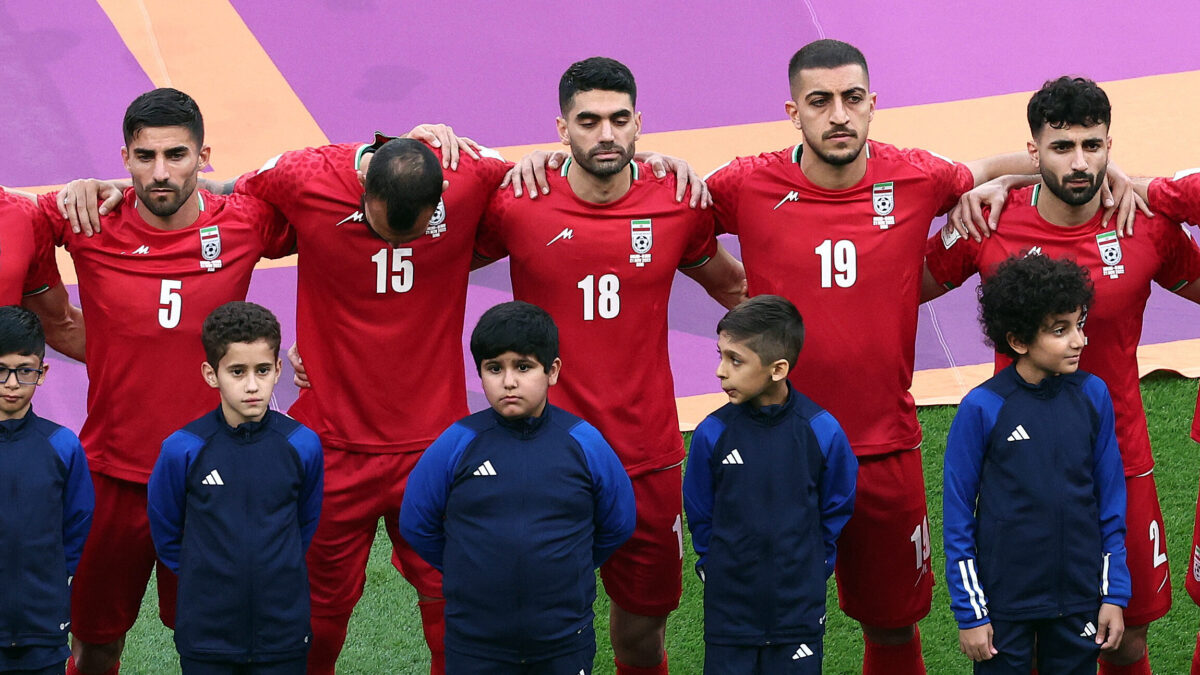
xmin=0 ymin=305 xmax=94 ymax=674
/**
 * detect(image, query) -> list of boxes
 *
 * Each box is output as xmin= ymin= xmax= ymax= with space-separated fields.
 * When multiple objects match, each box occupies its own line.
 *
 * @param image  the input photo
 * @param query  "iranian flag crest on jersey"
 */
xmin=1096 ymin=230 xmax=1122 ymax=266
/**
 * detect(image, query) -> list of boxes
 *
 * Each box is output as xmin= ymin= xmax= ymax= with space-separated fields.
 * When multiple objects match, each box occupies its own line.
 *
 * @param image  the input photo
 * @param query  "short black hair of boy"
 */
xmin=717 ymin=295 xmax=805 ymax=368
xmin=364 ymin=138 xmax=444 ymax=238
xmin=788 ymin=39 xmax=870 ymax=95
xmin=978 ymin=254 xmax=1094 ymax=358
xmin=558 ymin=57 xmax=637 ymax=114
xmin=201 ymin=301 xmax=282 ymax=368
xmin=123 ymin=87 xmax=205 ymax=147
xmin=1027 ymin=76 xmax=1111 ymax=137
xmin=470 ymin=301 xmax=559 ymax=374
xmin=0 ymin=305 xmax=45 ymax=359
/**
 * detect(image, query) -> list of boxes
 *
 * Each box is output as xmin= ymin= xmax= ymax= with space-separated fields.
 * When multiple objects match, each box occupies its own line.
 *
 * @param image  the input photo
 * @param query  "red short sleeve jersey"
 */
xmin=36 ymin=189 xmax=294 ymax=482
xmin=477 ymin=160 xmax=718 ymax=475
xmin=926 ymin=184 xmax=1200 ymax=475
xmin=238 ymin=142 xmax=510 ymax=454
xmin=706 ymin=142 xmax=974 ymax=456
xmin=0 ymin=191 xmax=61 ymax=303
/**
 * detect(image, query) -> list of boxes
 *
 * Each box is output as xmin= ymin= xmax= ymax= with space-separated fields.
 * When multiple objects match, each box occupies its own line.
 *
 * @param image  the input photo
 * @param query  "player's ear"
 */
xmin=1027 ymin=140 xmax=1039 ymax=170
xmin=867 ymin=91 xmax=877 ymax=122
xmin=556 ymin=117 xmax=570 ymax=146
xmin=121 ymin=146 xmax=131 ymax=172
xmin=546 ymin=357 xmax=562 ymax=386
xmin=201 ymin=362 xmax=219 ymax=389
xmin=632 ymin=111 xmax=642 ymax=140
xmin=1006 ymin=333 xmax=1029 ymax=356
xmin=784 ymin=100 xmax=802 ymax=130
xmin=197 ymin=145 xmax=212 ymax=172
xmin=770 ymin=358 xmax=790 ymax=382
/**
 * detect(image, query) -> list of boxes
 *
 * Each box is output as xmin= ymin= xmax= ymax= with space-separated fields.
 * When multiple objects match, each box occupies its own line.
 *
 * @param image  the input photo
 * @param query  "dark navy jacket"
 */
xmin=399 ymin=404 xmax=635 ymax=663
xmin=0 ymin=410 xmax=92 ymax=664
xmin=147 ymin=408 xmax=323 ymax=663
xmin=944 ymin=366 xmax=1130 ymax=628
xmin=682 ymin=385 xmax=857 ymax=645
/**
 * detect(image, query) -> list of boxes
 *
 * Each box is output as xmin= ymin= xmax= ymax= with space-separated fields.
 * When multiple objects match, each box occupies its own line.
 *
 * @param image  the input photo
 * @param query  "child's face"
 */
xmin=1010 ymin=307 xmax=1086 ymax=384
xmin=0 ymin=352 xmax=45 ymax=421
xmin=480 ymin=351 xmax=560 ymax=420
xmin=202 ymin=339 xmax=281 ymax=426
xmin=715 ymin=332 xmax=787 ymax=407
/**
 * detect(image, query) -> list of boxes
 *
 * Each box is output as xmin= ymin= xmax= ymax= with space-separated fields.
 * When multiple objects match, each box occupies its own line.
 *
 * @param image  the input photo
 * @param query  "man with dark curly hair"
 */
xmin=944 ymin=253 xmax=1129 ymax=674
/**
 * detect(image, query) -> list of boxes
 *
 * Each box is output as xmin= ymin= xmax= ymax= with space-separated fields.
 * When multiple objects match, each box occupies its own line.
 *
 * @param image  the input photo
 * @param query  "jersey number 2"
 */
xmin=815 ymin=239 xmax=857 ymax=288
xmin=372 ymin=248 xmax=414 ymax=294
xmin=158 ymin=279 xmax=182 ymax=329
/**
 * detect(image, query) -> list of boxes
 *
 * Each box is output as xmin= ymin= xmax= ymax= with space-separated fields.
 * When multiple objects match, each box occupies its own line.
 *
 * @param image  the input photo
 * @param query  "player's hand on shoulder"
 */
xmin=951 ymin=177 xmax=1016 ymax=241
xmin=636 ymin=151 xmax=711 ymax=209
xmin=1096 ymin=602 xmax=1124 ymax=652
xmin=59 ymin=178 xmax=124 ymax=236
xmin=1102 ymin=162 xmax=1153 ymax=237
xmin=500 ymin=149 xmax=568 ymax=199
xmin=403 ymin=124 xmax=481 ymax=171
xmin=289 ymin=343 xmax=311 ymax=389
xmin=958 ymin=624 xmax=997 ymax=662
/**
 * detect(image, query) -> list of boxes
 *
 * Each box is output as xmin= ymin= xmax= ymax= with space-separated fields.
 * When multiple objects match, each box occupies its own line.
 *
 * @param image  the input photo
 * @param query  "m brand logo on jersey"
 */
xmin=774 ymin=190 xmax=800 ymax=210
xmin=425 ymin=198 xmax=447 ymax=238
xmin=199 ymin=225 xmax=223 ymax=272
xmin=335 ymin=211 xmax=364 ymax=227
xmin=1096 ymin=231 xmax=1125 ymax=279
xmin=872 ymin=182 xmax=895 ymax=229
xmin=629 ymin=219 xmax=653 ymax=267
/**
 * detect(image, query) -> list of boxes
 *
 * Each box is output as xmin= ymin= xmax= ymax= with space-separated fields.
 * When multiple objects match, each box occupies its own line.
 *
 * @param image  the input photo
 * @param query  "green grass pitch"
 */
xmin=120 ymin=373 xmax=1200 ymax=674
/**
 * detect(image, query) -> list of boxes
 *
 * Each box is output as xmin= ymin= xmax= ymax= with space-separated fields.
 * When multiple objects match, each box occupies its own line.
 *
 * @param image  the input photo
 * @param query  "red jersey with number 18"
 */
xmin=236 ymin=142 xmax=510 ymax=453
xmin=706 ymin=142 xmax=973 ymax=456
xmin=925 ymin=184 xmax=1200 ymax=475
xmin=476 ymin=160 xmax=717 ymax=476
xmin=0 ymin=191 xmax=60 ymax=303
xmin=37 ymin=189 xmax=294 ymax=482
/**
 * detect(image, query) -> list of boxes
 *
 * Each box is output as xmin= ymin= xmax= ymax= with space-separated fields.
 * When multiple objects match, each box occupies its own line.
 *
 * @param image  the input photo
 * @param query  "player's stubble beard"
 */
xmin=805 ymin=125 xmax=866 ymax=167
xmin=572 ymin=139 xmax=636 ymax=178
xmin=1043 ymin=165 xmax=1106 ymax=207
xmin=137 ymin=175 xmax=198 ymax=218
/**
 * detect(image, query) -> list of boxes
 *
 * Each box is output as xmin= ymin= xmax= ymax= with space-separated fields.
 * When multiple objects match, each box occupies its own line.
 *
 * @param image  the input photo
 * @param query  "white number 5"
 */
xmin=158 ymin=279 xmax=182 ymax=329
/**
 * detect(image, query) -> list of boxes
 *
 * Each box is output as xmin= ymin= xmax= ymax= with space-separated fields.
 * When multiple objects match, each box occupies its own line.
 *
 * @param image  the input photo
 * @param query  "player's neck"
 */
xmin=565 ymin=159 xmax=633 ymax=204
xmin=135 ymin=192 xmax=203 ymax=231
xmin=799 ymin=150 xmax=867 ymax=191
xmin=1034 ymin=181 xmax=1101 ymax=228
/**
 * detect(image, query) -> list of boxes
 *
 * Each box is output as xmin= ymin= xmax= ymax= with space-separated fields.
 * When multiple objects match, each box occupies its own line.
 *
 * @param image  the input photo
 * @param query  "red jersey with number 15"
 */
xmin=1148 ymin=171 xmax=1200 ymax=443
xmin=0 ymin=191 xmax=60 ymax=303
xmin=925 ymin=184 xmax=1200 ymax=476
xmin=706 ymin=142 xmax=973 ymax=456
xmin=237 ymin=142 xmax=510 ymax=454
xmin=476 ymin=160 xmax=717 ymax=476
xmin=37 ymin=189 xmax=294 ymax=482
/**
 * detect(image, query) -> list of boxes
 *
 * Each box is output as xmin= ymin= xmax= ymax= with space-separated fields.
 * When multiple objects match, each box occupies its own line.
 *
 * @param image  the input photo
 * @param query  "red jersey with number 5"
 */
xmin=925 ymin=184 xmax=1200 ymax=475
xmin=476 ymin=160 xmax=717 ymax=476
xmin=37 ymin=189 xmax=294 ymax=482
xmin=0 ymin=191 xmax=60 ymax=303
xmin=706 ymin=142 xmax=973 ymax=456
xmin=237 ymin=142 xmax=510 ymax=454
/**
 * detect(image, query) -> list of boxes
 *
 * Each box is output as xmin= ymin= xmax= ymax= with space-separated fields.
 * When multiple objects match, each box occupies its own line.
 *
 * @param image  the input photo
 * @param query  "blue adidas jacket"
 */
xmin=944 ymin=366 xmax=1130 ymax=629
xmin=0 ymin=410 xmax=93 ymax=653
xmin=400 ymin=404 xmax=635 ymax=663
xmin=147 ymin=408 xmax=323 ymax=663
xmin=683 ymin=384 xmax=857 ymax=645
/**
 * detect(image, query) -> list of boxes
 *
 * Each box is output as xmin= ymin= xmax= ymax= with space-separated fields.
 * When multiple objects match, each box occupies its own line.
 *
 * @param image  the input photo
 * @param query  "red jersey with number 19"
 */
xmin=0 ymin=191 xmax=60 ymax=303
xmin=236 ymin=142 xmax=510 ymax=453
xmin=925 ymin=184 xmax=1200 ymax=475
xmin=36 ymin=189 xmax=294 ymax=482
xmin=476 ymin=160 xmax=717 ymax=476
xmin=706 ymin=142 xmax=973 ymax=456
xmin=1147 ymin=172 xmax=1200 ymax=443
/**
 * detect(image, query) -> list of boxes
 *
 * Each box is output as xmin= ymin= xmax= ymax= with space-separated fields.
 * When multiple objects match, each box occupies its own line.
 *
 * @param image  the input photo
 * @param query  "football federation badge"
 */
xmin=630 ymin=218 xmax=652 ymax=267
xmin=872 ymin=182 xmax=895 ymax=229
xmin=425 ymin=198 xmax=447 ymax=238
xmin=1095 ymin=231 xmax=1124 ymax=279
xmin=199 ymin=225 xmax=223 ymax=272
xmin=939 ymin=223 xmax=961 ymax=249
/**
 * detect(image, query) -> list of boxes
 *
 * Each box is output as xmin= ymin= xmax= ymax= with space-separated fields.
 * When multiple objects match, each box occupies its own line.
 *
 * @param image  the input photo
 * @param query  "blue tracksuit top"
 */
xmin=147 ymin=408 xmax=323 ymax=663
xmin=0 ymin=410 xmax=92 ymax=656
xmin=943 ymin=365 xmax=1130 ymax=629
xmin=683 ymin=383 xmax=857 ymax=645
xmin=399 ymin=404 xmax=635 ymax=663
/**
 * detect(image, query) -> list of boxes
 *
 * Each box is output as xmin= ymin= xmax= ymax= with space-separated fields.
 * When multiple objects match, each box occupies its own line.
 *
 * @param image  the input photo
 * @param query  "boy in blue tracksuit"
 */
xmin=944 ymin=254 xmax=1130 ymax=674
xmin=147 ymin=302 xmax=323 ymax=675
xmin=0 ymin=306 xmax=93 ymax=675
xmin=400 ymin=301 xmax=635 ymax=674
xmin=683 ymin=295 xmax=858 ymax=674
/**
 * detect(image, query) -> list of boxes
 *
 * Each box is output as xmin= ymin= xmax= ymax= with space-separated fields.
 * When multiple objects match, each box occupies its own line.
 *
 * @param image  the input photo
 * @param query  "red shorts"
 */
xmin=307 ymin=448 xmax=441 ymax=619
xmin=835 ymin=449 xmax=932 ymax=628
xmin=1183 ymin=471 xmax=1200 ymax=608
xmin=599 ymin=464 xmax=684 ymax=616
xmin=71 ymin=473 xmax=177 ymax=643
xmin=1122 ymin=473 xmax=1171 ymax=625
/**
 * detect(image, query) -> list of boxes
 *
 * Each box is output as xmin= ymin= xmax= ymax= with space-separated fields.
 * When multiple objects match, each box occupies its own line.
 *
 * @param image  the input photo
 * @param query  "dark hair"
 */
xmin=470 ymin=301 xmax=559 ymax=373
xmin=1027 ymin=76 xmax=1111 ymax=136
xmin=788 ymin=39 xmax=869 ymax=92
xmin=201 ymin=301 xmax=282 ymax=367
xmin=558 ymin=57 xmax=637 ymax=113
xmin=123 ymin=88 xmax=204 ymax=147
xmin=978 ymin=254 xmax=1093 ymax=358
xmin=0 ymin=305 xmax=45 ymax=359
xmin=364 ymin=139 xmax=443 ymax=237
xmin=717 ymin=295 xmax=805 ymax=368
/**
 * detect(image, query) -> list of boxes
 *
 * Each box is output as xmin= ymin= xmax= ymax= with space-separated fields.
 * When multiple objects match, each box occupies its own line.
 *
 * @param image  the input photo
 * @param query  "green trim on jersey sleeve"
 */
xmin=678 ymin=255 xmax=711 ymax=270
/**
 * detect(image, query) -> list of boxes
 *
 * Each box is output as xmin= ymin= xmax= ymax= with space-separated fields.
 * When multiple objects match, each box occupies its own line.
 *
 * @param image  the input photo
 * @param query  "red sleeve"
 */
xmin=1148 ymin=173 xmax=1200 ymax=224
xmin=680 ymin=205 xmax=718 ymax=269
xmin=23 ymin=204 xmax=61 ymax=294
xmin=473 ymin=189 xmax=510 ymax=263
xmin=34 ymin=191 xmax=70 ymax=247
xmin=924 ymin=223 xmax=982 ymax=289
xmin=704 ymin=155 xmax=756 ymax=235
xmin=1149 ymin=218 xmax=1200 ymax=291
xmin=900 ymin=147 xmax=975 ymax=215
xmin=237 ymin=150 xmax=311 ymax=204
xmin=462 ymin=153 xmax=513 ymax=192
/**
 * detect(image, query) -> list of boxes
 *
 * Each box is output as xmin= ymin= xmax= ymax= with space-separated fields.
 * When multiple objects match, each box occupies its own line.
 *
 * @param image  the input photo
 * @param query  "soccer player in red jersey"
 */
xmin=474 ymin=57 xmax=745 ymax=675
xmin=924 ymin=77 xmax=1200 ymax=675
xmin=28 ymin=88 xmax=295 ymax=675
xmin=700 ymin=40 xmax=1036 ymax=675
